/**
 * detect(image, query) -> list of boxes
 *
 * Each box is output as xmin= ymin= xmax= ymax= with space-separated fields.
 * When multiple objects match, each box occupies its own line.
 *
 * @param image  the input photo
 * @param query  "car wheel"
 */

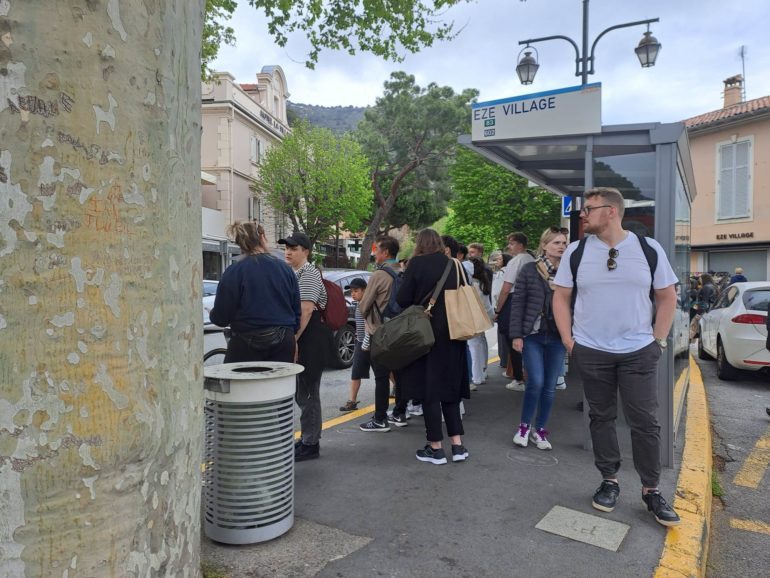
xmin=697 ymin=336 xmax=711 ymax=360
xmin=330 ymin=325 xmax=356 ymax=369
xmin=716 ymin=338 xmax=739 ymax=381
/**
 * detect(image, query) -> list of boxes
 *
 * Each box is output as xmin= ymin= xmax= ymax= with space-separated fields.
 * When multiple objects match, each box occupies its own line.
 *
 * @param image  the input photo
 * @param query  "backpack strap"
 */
xmin=373 ymin=267 xmax=399 ymax=322
xmin=569 ymin=237 xmax=588 ymax=311
xmin=634 ymin=232 xmax=658 ymax=303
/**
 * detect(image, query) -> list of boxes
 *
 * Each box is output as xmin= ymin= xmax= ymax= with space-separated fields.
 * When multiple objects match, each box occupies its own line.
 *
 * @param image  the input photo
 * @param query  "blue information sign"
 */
xmin=562 ymin=196 xmax=573 ymax=217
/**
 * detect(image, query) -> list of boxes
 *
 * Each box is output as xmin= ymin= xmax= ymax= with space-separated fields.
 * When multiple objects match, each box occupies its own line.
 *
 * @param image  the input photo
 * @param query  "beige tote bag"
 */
xmin=445 ymin=259 xmax=494 ymax=341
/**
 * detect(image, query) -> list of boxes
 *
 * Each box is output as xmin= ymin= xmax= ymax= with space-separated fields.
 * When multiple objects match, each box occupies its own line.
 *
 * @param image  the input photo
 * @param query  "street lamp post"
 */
xmin=516 ymin=0 xmax=661 ymax=86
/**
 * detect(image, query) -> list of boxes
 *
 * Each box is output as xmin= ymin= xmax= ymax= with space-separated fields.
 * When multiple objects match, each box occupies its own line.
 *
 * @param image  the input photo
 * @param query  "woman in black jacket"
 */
xmin=509 ymin=228 xmax=568 ymax=451
xmin=396 ymin=229 xmax=470 ymax=465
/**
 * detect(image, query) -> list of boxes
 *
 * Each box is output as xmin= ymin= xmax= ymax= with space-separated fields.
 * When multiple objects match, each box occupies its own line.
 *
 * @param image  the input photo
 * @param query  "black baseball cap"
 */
xmin=278 ymin=232 xmax=311 ymax=250
xmin=349 ymin=277 xmax=367 ymax=290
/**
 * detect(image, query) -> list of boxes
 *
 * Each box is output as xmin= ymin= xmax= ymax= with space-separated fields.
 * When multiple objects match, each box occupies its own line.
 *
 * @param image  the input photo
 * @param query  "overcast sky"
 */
xmin=213 ymin=0 xmax=770 ymax=125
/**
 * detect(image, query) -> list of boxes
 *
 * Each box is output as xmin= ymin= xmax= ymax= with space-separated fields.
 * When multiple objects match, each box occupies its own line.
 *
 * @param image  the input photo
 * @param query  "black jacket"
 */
xmin=509 ymin=261 xmax=554 ymax=339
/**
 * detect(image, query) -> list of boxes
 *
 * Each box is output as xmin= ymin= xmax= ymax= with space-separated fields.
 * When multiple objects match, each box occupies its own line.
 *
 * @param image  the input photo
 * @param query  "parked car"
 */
xmin=322 ymin=269 xmax=373 ymax=368
xmin=698 ymin=282 xmax=770 ymax=379
xmin=203 ymin=280 xmax=218 ymax=326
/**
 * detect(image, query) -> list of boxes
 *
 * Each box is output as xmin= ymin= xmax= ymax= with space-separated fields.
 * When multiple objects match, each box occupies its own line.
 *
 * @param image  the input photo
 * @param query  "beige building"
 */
xmin=685 ymin=75 xmax=770 ymax=281
xmin=200 ymin=67 xmax=291 ymax=279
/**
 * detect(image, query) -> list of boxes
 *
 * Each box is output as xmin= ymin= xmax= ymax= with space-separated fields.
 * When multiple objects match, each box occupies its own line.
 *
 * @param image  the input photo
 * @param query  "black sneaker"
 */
xmin=387 ymin=413 xmax=408 ymax=427
xmin=295 ymin=442 xmax=319 ymax=462
xmin=359 ymin=418 xmax=390 ymax=432
xmin=642 ymin=490 xmax=681 ymax=527
xmin=592 ymin=480 xmax=620 ymax=512
xmin=416 ymin=444 xmax=447 ymax=465
xmin=451 ymin=444 xmax=469 ymax=462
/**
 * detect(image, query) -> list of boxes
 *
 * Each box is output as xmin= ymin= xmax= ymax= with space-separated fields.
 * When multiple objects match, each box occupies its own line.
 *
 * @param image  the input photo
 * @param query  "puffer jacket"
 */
xmin=508 ymin=260 xmax=554 ymax=339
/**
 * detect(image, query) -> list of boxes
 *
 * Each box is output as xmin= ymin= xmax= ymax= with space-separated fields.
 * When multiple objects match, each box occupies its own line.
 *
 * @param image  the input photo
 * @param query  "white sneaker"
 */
xmin=513 ymin=423 xmax=530 ymax=447
xmin=407 ymin=402 xmax=423 ymax=416
xmin=555 ymin=376 xmax=567 ymax=390
xmin=470 ymin=382 xmax=480 ymax=391
xmin=530 ymin=428 xmax=552 ymax=450
xmin=506 ymin=379 xmax=526 ymax=391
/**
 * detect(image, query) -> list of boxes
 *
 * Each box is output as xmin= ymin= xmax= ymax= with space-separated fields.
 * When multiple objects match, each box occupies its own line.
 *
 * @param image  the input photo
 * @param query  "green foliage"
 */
xmin=711 ymin=468 xmax=724 ymax=498
xmin=355 ymin=71 xmax=478 ymax=232
xmin=252 ymin=121 xmax=372 ymax=245
xmin=445 ymin=148 xmax=562 ymax=253
xmin=249 ymin=0 xmax=472 ymax=68
xmin=202 ymin=1 xmax=473 ymax=77
xmin=287 ymin=103 xmax=367 ymax=133
xmin=202 ymin=0 xmax=237 ymax=80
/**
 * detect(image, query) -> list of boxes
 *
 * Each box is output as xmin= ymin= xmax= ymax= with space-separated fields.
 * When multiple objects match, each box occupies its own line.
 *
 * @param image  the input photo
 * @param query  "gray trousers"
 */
xmin=296 ymin=311 xmax=327 ymax=445
xmin=573 ymin=341 xmax=662 ymax=488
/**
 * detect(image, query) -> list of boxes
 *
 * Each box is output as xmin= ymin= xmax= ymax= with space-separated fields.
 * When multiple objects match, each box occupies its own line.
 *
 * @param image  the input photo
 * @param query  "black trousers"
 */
xmin=423 ymin=401 xmax=464 ymax=442
xmin=573 ymin=341 xmax=663 ymax=488
xmin=371 ymin=358 xmax=407 ymax=422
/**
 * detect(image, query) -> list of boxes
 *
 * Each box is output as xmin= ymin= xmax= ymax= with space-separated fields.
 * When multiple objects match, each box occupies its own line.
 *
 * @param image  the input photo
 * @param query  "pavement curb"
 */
xmin=654 ymin=356 xmax=712 ymax=578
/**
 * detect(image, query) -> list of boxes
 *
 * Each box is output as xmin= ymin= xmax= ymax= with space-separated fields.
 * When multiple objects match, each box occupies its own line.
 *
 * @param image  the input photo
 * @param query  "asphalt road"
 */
xmin=698 ymin=356 xmax=770 ymax=577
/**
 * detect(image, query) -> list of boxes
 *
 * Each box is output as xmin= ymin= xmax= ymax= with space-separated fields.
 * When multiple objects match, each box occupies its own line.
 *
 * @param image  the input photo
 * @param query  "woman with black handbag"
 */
xmin=396 ymin=229 xmax=470 ymax=465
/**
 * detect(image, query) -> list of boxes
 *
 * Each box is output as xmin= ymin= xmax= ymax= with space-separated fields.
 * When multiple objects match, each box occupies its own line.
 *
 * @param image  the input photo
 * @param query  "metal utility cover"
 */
xmin=535 ymin=505 xmax=630 ymax=551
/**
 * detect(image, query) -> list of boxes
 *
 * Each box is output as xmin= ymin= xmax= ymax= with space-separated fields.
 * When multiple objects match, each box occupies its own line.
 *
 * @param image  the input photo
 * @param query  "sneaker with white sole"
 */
xmin=470 ymin=382 xmax=479 ymax=391
xmin=530 ymin=428 xmax=552 ymax=450
xmin=451 ymin=444 xmax=469 ymax=462
xmin=407 ymin=402 xmax=423 ymax=416
xmin=416 ymin=444 xmax=447 ymax=465
xmin=359 ymin=418 xmax=390 ymax=432
xmin=555 ymin=376 xmax=567 ymax=390
xmin=387 ymin=413 xmax=408 ymax=427
xmin=506 ymin=379 xmax=526 ymax=391
xmin=513 ymin=423 xmax=530 ymax=447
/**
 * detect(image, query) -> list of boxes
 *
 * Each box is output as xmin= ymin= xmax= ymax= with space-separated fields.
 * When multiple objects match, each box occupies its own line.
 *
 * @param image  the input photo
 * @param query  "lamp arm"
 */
xmin=519 ymin=35 xmax=581 ymax=77
xmin=588 ymin=18 xmax=660 ymax=74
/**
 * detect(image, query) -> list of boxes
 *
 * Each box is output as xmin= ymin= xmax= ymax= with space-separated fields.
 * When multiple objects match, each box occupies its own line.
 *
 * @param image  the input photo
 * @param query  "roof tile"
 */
xmin=685 ymin=95 xmax=770 ymax=129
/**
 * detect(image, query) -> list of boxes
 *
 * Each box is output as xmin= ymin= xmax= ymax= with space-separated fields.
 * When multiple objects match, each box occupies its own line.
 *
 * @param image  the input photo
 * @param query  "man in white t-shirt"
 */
xmin=552 ymin=187 xmax=681 ymax=528
xmin=494 ymin=232 xmax=534 ymax=390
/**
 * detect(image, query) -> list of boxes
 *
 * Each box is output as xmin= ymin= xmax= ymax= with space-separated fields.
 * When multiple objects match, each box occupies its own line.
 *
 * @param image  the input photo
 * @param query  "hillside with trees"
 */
xmin=287 ymin=102 xmax=368 ymax=134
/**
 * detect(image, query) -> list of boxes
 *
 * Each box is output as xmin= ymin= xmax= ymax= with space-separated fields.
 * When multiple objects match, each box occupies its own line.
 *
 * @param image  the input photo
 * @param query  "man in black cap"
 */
xmin=279 ymin=231 xmax=329 ymax=461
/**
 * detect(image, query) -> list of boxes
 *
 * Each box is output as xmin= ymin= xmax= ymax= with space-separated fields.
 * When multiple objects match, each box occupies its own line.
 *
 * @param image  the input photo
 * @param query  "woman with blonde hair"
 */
xmin=509 ymin=227 xmax=568 ymax=450
xmin=395 ymin=228 xmax=471 ymax=465
xmin=210 ymin=221 xmax=301 ymax=363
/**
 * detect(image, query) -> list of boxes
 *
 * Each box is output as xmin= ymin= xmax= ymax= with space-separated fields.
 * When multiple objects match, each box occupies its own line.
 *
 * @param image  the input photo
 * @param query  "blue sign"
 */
xmin=562 ymin=196 xmax=573 ymax=217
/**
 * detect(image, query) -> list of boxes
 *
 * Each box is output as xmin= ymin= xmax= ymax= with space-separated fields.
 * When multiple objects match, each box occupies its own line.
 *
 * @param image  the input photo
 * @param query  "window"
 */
xmin=274 ymin=209 xmax=286 ymax=241
xmin=249 ymin=197 xmax=263 ymax=222
xmin=250 ymin=136 xmax=261 ymax=164
xmin=717 ymin=139 xmax=752 ymax=220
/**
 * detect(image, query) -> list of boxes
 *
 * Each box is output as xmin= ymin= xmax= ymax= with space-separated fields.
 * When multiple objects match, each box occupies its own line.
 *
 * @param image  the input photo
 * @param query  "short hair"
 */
xmin=458 ymin=244 xmax=468 ymax=257
xmin=584 ymin=187 xmax=625 ymax=218
xmin=507 ymin=232 xmax=528 ymax=247
xmin=375 ymin=235 xmax=400 ymax=259
xmin=469 ymin=242 xmax=484 ymax=256
xmin=538 ymin=227 xmax=568 ymax=256
xmin=228 ymin=220 xmax=266 ymax=255
xmin=414 ymin=229 xmax=444 ymax=257
xmin=735 ymin=267 xmax=743 ymax=274
xmin=441 ymin=235 xmax=460 ymax=258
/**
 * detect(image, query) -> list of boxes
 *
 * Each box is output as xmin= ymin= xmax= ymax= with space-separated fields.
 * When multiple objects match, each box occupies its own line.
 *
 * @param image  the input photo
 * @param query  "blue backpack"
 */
xmin=374 ymin=267 xmax=404 ymax=321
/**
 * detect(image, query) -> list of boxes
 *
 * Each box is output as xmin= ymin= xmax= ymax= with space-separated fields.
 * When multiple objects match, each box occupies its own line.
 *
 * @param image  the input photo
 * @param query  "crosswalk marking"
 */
xmin=729 ymin=517 xmax=770 ymax=536
xmin=733 ymin=424 xmax=770 ymax=489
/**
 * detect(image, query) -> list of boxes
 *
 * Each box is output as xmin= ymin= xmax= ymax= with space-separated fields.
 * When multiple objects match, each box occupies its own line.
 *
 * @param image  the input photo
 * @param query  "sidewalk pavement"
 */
xmin=203 ymin=357 xmax=711 ymax=578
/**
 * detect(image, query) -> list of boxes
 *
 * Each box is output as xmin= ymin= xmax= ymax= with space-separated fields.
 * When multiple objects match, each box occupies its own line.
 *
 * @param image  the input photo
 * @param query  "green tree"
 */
xmin=202 ymin=0 xmax=473 ymax=76
xmin=252 ymin=122 xmax=372 ymax=246
xmin=445 ymin=148 xmax=562 ymax=253
xmin=354 ymin=72 xmax=477 ymax=268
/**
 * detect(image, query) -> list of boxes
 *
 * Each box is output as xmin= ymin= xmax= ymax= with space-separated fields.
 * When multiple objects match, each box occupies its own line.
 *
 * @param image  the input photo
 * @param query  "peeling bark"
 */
xmin=0 ymin=2 xmax=204 ymax=576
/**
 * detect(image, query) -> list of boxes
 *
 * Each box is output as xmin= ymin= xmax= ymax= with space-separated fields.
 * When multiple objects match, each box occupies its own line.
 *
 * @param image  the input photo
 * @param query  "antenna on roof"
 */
xmin=739 ymin=45 xmax=747 ymax=101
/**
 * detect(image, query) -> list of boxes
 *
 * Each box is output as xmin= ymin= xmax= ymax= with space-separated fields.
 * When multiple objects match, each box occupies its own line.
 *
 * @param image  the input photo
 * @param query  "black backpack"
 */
xmin=570 ymin=232 xmax=658 ymax=315
xmin=374 ymin=267 xmax=404 ymax=322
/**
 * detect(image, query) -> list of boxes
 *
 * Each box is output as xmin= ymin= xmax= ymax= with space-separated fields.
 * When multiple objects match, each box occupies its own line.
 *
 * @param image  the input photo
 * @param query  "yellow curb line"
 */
xmin=654 ymin=356 xmax=712 ymax=578
xmin=729 ymin=517 xmax=770 ymax=536
xmin=733 ymin=423 xmax=770 ymax=489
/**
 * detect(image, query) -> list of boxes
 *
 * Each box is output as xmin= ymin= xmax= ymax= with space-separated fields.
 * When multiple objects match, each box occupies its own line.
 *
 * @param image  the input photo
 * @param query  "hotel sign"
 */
xmin=471 ymin=84 xmax=602 ymax=142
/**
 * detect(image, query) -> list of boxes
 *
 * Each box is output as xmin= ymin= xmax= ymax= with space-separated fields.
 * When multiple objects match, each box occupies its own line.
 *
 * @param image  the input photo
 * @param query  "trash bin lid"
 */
xmin=204 ymin=361 xmax=305 ymax=381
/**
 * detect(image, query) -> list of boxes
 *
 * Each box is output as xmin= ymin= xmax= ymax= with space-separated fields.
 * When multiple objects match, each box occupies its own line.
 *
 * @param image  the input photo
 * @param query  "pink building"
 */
xmin=200 ymin=67 xmax=291 ymax=279
xmin=685 ymin=75 xmax=770 ymax=281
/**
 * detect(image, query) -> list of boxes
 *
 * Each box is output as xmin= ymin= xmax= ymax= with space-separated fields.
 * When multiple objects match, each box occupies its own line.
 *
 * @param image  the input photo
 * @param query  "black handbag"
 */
xmin=371 ymin=260 xmax=453 ymax=370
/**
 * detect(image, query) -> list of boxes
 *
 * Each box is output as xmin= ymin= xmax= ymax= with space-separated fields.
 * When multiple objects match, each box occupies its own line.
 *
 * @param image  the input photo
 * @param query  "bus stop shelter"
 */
xmin=459 ymin=119 xmax=696 ymax=467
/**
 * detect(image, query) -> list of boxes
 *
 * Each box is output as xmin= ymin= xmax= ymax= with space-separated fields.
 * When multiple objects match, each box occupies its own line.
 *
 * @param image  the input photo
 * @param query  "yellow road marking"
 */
xmin=729 ymin=518 xmax=770 ymax=536
xmin=655 ymin=357 xmax=712 ymax=578
xmin=733 ymin=424 xmax=770 ymax=489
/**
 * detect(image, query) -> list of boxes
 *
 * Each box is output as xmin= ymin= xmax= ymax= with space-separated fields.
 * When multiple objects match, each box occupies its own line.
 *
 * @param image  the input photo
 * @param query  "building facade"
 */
xmin=200 ymin=67 xmax=291 ymax=279
xmin=686 ymin=75 xmax=770 ymax=282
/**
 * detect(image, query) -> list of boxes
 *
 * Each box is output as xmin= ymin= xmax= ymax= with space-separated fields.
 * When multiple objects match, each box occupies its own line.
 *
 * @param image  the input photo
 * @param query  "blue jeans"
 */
xmin=520 ymin=332 xmax=566 ymax=430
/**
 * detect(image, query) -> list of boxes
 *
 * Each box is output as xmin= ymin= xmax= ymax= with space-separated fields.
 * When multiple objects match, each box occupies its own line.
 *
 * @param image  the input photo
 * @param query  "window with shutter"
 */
xmin=250 ymin=136 xmax=258 ymax=164
xmin=716 ymin=138 xmax=752 ymax=220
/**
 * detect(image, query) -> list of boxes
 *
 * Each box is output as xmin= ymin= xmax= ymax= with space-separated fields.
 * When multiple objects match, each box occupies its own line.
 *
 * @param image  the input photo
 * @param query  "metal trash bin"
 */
xmin=203 ymin=361 xmax=304 ymax=544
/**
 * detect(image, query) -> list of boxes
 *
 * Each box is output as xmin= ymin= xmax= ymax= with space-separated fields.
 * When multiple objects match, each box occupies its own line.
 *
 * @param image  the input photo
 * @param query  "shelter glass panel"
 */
xmin=594 ymin=151 xmax=656 ymax=238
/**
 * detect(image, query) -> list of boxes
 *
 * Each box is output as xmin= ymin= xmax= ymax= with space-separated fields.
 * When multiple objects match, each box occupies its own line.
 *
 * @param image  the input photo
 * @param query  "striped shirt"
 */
xmin=295 ymin=262 xmax=327 ymax=309
xmin=353 ymin=303 xmax=365 ymax=342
